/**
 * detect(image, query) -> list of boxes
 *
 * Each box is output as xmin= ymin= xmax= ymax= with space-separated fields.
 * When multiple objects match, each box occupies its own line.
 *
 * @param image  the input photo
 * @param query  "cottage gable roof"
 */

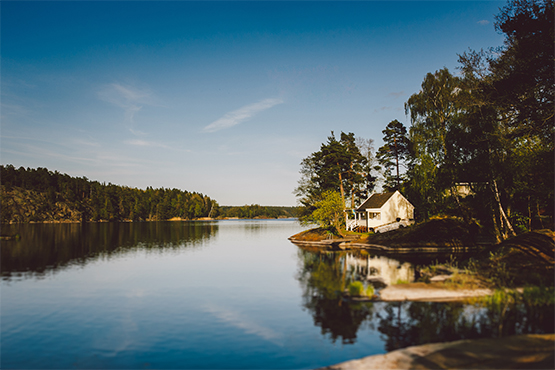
xmin=355 ymin=192 xmax=395 ymax=211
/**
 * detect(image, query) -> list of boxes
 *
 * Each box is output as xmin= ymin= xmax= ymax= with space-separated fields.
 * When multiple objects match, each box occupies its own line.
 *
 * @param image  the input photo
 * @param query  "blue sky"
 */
xmin=1 ymin=1 xmax=506 ymax=206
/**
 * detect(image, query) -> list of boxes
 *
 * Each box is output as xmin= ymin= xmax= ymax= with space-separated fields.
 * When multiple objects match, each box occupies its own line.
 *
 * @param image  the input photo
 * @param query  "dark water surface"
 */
xmin=1 ymin=220 xmax=552 ymax=369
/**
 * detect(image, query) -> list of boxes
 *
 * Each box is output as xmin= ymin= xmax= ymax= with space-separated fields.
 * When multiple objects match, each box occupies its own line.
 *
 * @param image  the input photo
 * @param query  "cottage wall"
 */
xmin=352 ymin=191 xmax=414 ymax=230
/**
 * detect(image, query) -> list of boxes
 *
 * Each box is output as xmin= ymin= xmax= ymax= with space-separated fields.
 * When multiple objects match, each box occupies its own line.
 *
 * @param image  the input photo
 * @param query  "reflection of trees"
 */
xmin=377 ymin=301 xmax=555 ymax=351
xmin=297 ymin=249 xmax=374 ymax=344
xmin=475 ymin=295 xmax=554 ymax=338
xmin=296 ymin=248 xmax=554 ymax=349
xmin=377 ymin=302 xmax=479 ymax=351
xmin=1 ymin=222 xmax=218 ymax=279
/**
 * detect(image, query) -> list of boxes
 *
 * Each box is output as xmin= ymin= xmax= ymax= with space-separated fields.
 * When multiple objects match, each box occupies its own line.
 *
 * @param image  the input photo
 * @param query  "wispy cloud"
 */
xmin=204 ymin=305 xmax=283 ymax=344
xmin=98 ymin=83 xmax=154 ymax=124
xmin=124 ymin=139 xmax=191 ymax=153
xmin=373 ymin=106 xmax=403 ymax=113
xmin=389 ymin=91 xmax=405 ymax=98
xmin=477 ymin=20 xmax=489 ymax=25
xmin=203 ymin=98 xmax=283 ymax=133
xmin=124 ymin=139 xmax=167 ymax=148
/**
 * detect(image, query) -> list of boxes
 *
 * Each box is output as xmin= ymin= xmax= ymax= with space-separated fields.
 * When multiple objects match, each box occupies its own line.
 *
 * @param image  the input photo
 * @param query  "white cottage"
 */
xmin=346 ymin=190 xmax=414 ymax=232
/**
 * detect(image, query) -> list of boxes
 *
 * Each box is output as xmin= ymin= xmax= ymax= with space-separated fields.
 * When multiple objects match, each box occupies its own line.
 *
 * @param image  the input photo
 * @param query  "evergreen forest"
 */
xmin=0 ymin=165 xmax=299 ymax=223
xmin=0 ymin=165 xmax=218 ymax=223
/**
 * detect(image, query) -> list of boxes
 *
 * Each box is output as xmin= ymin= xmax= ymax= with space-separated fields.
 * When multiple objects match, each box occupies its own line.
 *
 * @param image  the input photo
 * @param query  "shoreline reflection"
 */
xmin=1 ymin=221 xmax=218 ymax=280
xmin=296 ymin=247 xmax=554 ymax=348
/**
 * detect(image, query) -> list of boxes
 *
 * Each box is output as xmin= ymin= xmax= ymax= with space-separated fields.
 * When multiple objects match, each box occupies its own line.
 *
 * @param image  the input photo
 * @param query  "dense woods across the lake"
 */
xmin=0 ymin=165 xmax=218 ymax=223
xmin=296 ymin=0 xmax=554 ymax=241
xmin=218 ymin=205 xmax=298 ymax=219
xmin=0 ymin=165 xmax=299 ymax=223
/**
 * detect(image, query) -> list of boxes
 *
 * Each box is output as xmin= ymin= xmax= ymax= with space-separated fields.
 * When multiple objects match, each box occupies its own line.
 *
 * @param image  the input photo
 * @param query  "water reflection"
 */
xmin=296 ymin=249 xmax=374 ymax=344
xmin=1 ymin=221 xmax=218 ymax=280
xmin=377 ymin=300 xmax=554 ymax=351
xmin=345 ymin=253 xmax=414 ymax=286
xmin=296 ymin=247 xmax=554 ymax=348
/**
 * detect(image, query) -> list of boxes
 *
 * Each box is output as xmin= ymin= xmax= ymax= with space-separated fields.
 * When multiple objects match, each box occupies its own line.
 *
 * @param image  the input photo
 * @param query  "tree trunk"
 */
xmin=449 ymin=185 xmax=468 ymax=222
xmin=394 ymin=136 xmax=399 ymax=189
xmin=491 ymin=179 xmax=516 ymax=240
xmin=337 ymin=163 xmax=345 ymax=209
xmin=536 ymin=202 xmax=544 ymax=229
xmin=527 ymin=195 xmax=532 ymax=231
xmin=350 ymin=163 xmax=355 ymax=209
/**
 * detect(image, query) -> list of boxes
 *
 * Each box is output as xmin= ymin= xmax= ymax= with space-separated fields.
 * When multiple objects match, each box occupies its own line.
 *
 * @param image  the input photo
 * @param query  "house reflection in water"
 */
xmin=345 ymin=253 xmax=415 ymax=286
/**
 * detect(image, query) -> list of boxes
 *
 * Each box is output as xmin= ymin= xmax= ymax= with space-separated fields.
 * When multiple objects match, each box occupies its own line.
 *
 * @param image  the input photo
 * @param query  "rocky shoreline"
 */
xmin=289 ymin=237 xmax=482 ymax=254
xmin=319 ymin=334 xmax=555 ymax=370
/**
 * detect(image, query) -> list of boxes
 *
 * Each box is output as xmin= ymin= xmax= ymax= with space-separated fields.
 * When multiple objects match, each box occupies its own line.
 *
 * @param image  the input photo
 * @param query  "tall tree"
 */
xmin=295 ymin=132 xmax=373 ymax=224
xmin=376 ymin=120 xmax=410 ymax=190
xmin=356 ymin=136 xmax=379 ymax=197
xmin=456 ymin=0 xmax=554 ymax=238
xmin=491 ymin=0 xmax=554 ymax=144
xmin=404 ymin=68 xmax=469 ymax=219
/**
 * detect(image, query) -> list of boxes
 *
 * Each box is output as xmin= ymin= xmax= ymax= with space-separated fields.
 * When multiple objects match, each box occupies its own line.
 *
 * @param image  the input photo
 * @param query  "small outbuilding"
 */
xmin=346 ymin=190 xmax=414 ymax=232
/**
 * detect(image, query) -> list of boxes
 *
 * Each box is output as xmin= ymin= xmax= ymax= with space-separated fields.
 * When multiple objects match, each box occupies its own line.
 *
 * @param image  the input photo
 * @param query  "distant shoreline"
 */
xmin=1 ymin=217 xmax=299 ymax=225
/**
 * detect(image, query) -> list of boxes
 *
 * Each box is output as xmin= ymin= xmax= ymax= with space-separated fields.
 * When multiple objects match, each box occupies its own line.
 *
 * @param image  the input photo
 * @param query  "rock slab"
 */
xmin=319 ymin=334 xmax=554 ymax=370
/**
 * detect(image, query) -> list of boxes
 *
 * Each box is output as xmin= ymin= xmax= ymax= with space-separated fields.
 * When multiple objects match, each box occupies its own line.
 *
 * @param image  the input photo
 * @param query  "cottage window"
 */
xmin=369 ymin=212 xmax=380 ymax=220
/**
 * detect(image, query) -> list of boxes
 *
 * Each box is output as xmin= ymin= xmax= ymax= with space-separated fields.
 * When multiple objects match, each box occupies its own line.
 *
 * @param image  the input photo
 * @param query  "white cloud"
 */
xmin=203 ymin=98 xmax=284 ymax=133
xmin=125 ymin=139 xmax=162 ymax=147
xmin=204 ymin=305 xmax=283 ymax=344
xmin=389 ymin=91 xmax=405 ymax=98
xmin=98 ymin=83 xmax=153 ymax=124
xmin=373 ymin=106 xmax=403 ymax=113
xmin=124 ymin=139 xmax=191 ymax=153
xmin=477 ymin=20 xmax=489 ymax=25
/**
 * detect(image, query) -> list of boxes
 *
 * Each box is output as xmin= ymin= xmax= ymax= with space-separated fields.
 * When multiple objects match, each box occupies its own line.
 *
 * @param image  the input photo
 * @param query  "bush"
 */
xmin=348 ymin=281 xmax=364 ymax=296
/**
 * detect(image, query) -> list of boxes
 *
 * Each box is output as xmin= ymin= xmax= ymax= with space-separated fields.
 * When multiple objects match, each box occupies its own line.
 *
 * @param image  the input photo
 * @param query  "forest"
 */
xmin=218 ymin=205 xmax=298 ymax=219
xmin=0 ymin=165 xmax=299 ymax=223
xmin=0 ymin=165 xmax=218 ymax=223
xmin=295 ymin=0 xmax=554 ymax=241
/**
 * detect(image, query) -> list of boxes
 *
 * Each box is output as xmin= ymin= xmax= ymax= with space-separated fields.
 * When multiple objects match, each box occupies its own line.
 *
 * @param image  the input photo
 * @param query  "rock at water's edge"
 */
xmin=318 ymin=333 xmax=554 ymax=370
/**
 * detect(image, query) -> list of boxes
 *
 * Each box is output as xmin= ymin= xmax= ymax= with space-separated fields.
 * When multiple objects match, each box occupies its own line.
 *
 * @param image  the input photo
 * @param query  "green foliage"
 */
xmin=295 ymin=132 xmax=377 ymax=221
xmin=0 ymin=165 xmax=218 ymax=222
xmin=396 ymin=0 xmax=554 ymax=238
xmin=218 ymin=205 xmax=298 ymax=219
xmin=377 ymin=120 xmax=411 ymax=191
xmin=487 ymin=251 xmax=513 ymax=288
xmin=311 ymin=190 xmax=344 ymax=230
xmin=521 ymin=286 xmax=555 ymax=306
xmin=477 ymin=287 xmax=554 ymax=311
xmin=348 ymin=281 xmax=364 ymax=296
xmin=347 ymin=281 xmax=374 ymax=297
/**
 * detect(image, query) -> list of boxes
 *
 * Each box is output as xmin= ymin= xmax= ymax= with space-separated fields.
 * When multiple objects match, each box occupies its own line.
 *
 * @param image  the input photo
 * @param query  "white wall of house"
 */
xmin=352 ymin=191 xmax=414 ymax=229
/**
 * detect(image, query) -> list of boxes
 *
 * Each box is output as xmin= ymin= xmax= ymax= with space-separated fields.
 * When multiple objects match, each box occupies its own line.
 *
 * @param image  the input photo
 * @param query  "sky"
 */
xmin=1 ymin=1 xmax=507 ymax=206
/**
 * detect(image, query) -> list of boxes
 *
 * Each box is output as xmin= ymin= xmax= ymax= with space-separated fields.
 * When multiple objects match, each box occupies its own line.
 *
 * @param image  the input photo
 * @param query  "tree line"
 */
xmin=296 ymin=0 xmax=553 ymax=241
xmin=0 ymin=165 xmax=218 ymax=222
xmin=218 ymin=205 xmax=299 ymax=219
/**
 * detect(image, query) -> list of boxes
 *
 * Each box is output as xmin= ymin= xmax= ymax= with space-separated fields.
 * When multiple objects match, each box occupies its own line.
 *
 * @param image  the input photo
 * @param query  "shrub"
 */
xmin=348 ymin=281 xmax=364 ymax=296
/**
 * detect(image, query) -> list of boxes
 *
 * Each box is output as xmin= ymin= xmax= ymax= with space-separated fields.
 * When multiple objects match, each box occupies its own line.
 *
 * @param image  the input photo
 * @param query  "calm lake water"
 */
xmin=1 ymin=220 xmax=553 ymax=369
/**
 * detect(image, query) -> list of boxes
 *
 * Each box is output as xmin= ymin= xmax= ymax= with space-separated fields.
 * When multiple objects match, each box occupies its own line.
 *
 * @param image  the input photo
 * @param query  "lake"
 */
xmin=1 ymin=220 xmax=552 ymax=369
